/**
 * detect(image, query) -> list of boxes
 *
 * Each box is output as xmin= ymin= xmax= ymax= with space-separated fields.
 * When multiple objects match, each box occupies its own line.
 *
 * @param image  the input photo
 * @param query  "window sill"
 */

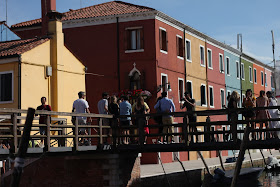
xmin=186 ymin=59 xmax=192 ymax=63
xmin=177 ymin=56 xmax=184 ymax=60
xmin=125 ymin=49 xmax=144 ymax=53
xmin=226 ymin=74 xmax=230 ymax=77
xmin=200 ymin=64 xmax=206 ymax=67
xmin=160 ymin=50 xmax=168 ymax=54
xmin=201 ymin=104 xmax=207 ymax=107
xmin=210 ymin=106 xmax=215 ymax=108
xmin=254 ymin=82 xmax=257 ymax=84
xmin=0 ymin=100 xmax=13 ymax=104
xmin=208 ymin=67 xmax=213 ymax=70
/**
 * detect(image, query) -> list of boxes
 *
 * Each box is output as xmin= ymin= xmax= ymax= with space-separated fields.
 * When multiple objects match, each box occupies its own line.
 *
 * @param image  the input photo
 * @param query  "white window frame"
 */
xmin=161 ymin=73 xmax=168 ymax=96
xmin=201 ymin=84 xmax=207 ymax=107
xmin=219 ymin=53 xmax=224 ymax=73
xmin=254 ymin=68 xmax=257 ymax=84
xmin=186 ymin=80 xmax=193 ymax=99
xmin=241 ymin=63 xmax=245 ymax=80
xmin=0 ymin=71 xmax=14 ymax=104
xmin=226 ymin=56 xmax=230 ymax=76
xmin=200 ymin=45 xmax=205 ymax=67
xmin=159 ymin=27 xmax=168 ymax=54
xmin=249 ymin=66 xmax=253 ymax=83
xmin=207 ymin=48 xmax=213 ymax=69
xmin=209 ymin=85 xmax=214 ymax=108
xmin=178 ymin=78 xmax=184 ymax=103
xmin=185 ymin=38 xmax=192 ymax=62
xmin=261 ymin=71 xmax=264 ymax=86
xmin=236 ymin=61 xmax=240 ymax=79
xmin=220 ymin=88 xmax=225 ymax=109
xmin=265 ymin=73 xmax=267 ymax=87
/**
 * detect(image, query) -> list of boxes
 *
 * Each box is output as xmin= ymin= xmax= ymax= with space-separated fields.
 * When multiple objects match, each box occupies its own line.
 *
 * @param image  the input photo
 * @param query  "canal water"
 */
xmin=259 ymin=170 xmax=280 ymax=186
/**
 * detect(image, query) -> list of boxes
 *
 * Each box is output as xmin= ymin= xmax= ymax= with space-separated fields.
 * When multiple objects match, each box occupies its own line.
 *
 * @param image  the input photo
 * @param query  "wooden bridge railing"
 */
xmin=0 ymin=106 xmax=279 ymax=156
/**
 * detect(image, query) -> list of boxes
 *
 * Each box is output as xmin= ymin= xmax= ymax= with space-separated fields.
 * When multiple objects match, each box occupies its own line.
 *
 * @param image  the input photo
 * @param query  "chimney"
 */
xmin=47 ymin=11 xmax=64 ymax=113
xmin=41 ymin=0 xmax=56 ymax=35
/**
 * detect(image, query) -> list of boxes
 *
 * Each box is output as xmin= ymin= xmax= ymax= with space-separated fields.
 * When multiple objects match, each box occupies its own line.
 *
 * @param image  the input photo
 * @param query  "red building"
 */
xmin=12 ymin=0 xmax=192 ymax=163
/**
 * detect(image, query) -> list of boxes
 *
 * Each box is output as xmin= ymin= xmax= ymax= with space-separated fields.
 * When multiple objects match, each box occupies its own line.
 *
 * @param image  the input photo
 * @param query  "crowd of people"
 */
xmin=227 ymin=89 xmax=280 ymax=140
xmin=33 ymin=89 xmax=279 ymax=146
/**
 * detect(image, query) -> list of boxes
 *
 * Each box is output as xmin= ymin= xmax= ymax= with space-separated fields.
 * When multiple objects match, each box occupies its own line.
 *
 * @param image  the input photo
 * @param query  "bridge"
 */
xmin=1 ymin=107 xmax=280 ymax=186
xmin=0 ymin=107 xmax=280 ymax=157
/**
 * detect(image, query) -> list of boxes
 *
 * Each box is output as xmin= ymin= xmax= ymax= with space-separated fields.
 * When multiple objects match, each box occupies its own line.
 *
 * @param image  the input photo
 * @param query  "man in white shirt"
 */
xmin=72 ymin=91 xmax=91 ymax=145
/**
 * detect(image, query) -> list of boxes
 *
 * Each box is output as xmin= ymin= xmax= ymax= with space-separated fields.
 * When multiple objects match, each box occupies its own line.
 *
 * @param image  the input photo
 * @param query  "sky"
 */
xmin=0 ymin=0 xmax=279 ymax=66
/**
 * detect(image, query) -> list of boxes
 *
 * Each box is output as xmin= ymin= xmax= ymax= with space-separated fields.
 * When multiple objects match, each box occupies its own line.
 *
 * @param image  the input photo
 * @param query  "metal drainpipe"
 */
xmin=183 ymin=28 xmax=187 ymax=89
xmin=205 ymin=38 xmax=209 ymax=109
xmin=18 ymin=55 xmax=21 ymax=110
xmin=116 ymin=17 xmax=120 ymax=91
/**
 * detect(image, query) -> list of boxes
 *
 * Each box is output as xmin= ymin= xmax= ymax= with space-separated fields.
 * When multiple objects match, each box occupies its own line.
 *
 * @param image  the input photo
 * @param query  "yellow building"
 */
xmin=0 ymin=12 xmax=85 ymax=114
xmin=185 ymin=32 xmax=209 ymax=159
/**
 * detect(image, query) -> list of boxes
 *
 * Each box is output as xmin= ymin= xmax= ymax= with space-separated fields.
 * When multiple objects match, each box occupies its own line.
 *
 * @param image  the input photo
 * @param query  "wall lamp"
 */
xmin=157 ymin=82 xmax=172 ymax=93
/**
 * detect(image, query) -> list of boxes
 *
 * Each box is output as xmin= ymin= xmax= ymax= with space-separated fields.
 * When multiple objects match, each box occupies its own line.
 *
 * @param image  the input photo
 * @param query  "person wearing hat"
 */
xmin=180 ymin=91 xmax=197 ymax=142
xmin=72 ymin=91 xmax=91 ymax=145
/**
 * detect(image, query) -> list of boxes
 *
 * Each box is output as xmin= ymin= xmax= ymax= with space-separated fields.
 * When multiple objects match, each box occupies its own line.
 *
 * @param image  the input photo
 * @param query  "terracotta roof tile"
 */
xmin=11 ymin=1 xmax=155 ymax=28
xmin=0 ymin=37 xmax=50 ymax=57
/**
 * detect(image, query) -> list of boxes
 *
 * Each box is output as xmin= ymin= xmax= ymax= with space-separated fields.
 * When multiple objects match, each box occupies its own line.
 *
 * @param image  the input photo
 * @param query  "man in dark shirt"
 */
xmin=36 ymin=97 xmax=52 ymax=148
xmin=180 ymin=92 xmax=198 ymax=142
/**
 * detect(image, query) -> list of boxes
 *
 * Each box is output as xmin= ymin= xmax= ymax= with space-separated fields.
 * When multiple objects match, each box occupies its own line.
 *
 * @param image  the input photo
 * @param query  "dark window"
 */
xmin=208 ymin=49 xmax=212 ymax=68
xmin=162 ymin=75 xmax=167 ymax=92
xmin=265 ymin=73 xmax=267 ymax=86
xmin=160 ymin=29 xmax=167 ymax=52
xmin=177 ymin=37 xmax=183 ymax=57
xmin=254 ymin=69 xmax=257 ymax=83
xmin=200 ymin=46 xmax=205 ymax=66
xmin=186 ymin=81 xmax=192 ymax=98
xmin=219 ymin=54 xmax=224 ymax=72
xmin=261 ymin=72 xmax=264 ymax=86
xmin=201 ymin=85 xmax=206 ymax=106
xmin=209 ymin=87 xmax=214 ymax=107
xmin=126 ymin=28 xmax=144 ymax=50
xmin=0 ymin=73 xmax=12 ymax=102
xmin=179 ymin=79 xmax=184 ymax=101
xmin=226 ymin=57 xmax=230 ymax=75
xmin=221 ymin=89 xmax=225 ymax=109
xmin=236 ymin=61 xmax=240 ymax=78
xmin=186 ymin=40 xmax=191 ymax=60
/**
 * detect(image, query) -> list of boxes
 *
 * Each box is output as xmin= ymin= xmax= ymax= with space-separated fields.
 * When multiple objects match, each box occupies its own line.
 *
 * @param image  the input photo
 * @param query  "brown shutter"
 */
xmin=140 ymin=28 xmax=144 ymax=49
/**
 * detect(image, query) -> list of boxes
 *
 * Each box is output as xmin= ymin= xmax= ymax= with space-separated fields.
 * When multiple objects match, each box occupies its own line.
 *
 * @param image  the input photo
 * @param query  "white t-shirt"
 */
xmin=73 ymin=99 xmax=89 ymax=119
xmin=98 ymin=99 xmax=108 ymax=114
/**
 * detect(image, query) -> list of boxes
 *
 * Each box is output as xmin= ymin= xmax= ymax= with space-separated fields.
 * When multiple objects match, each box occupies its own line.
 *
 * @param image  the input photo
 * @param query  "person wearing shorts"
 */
xmin=72 ymin=91 xmax=91 ymax=145
xmin=119 ymin=96 xmax=132 ymax=144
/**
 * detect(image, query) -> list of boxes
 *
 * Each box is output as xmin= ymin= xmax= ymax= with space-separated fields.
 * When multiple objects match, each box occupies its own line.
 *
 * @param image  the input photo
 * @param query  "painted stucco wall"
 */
xmin=224 ymin=51 xmax=241 ymax=94
xmin=253 ymin=63 xmax=265 ymax=97
xmin=0 ymin=62 xmax=19 ymax=108
xmin=264 ymin=69 xmax=272 ymax=92
xmin=241 ymin=58 xmax=254 ymax=96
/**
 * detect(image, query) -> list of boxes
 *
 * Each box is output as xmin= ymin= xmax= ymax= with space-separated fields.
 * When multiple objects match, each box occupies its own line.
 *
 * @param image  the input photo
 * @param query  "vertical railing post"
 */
xmin=211 ymin=127 xmax=215 ymax=142
xmin=205 ymin=116 xmax=210 ymax=142
xmin=222 ymin=127 xmax=226 ymax=142
xmin=182 ymin=115 xmax=188 ymax=145
xmin=99 ymin=118 xmax=103 ymax=145
xmin=12 ymin=113 xmax=18 ymax=153
xmin=46 ymin=115 xmax=51 ymax=152
xmin=74 ymin=117 xmax=79 ymax=151
xmin=112 ymin=118 xmax=117 ymax=150
xmin=139 ymin=118 xmax=145 ymax=147
xmin=231 ymin=111 xmax=238 ymax=142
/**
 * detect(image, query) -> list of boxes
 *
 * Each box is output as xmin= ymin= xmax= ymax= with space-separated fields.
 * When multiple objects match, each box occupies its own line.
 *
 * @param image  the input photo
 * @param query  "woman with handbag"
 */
xmin=242 ymin=89 xmax=256 ymax=139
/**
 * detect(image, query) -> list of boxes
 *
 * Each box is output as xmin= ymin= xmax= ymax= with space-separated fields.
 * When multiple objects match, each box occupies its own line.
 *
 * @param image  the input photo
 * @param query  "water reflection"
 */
xmin=259 ymin=171 xmax=280 ymax=186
